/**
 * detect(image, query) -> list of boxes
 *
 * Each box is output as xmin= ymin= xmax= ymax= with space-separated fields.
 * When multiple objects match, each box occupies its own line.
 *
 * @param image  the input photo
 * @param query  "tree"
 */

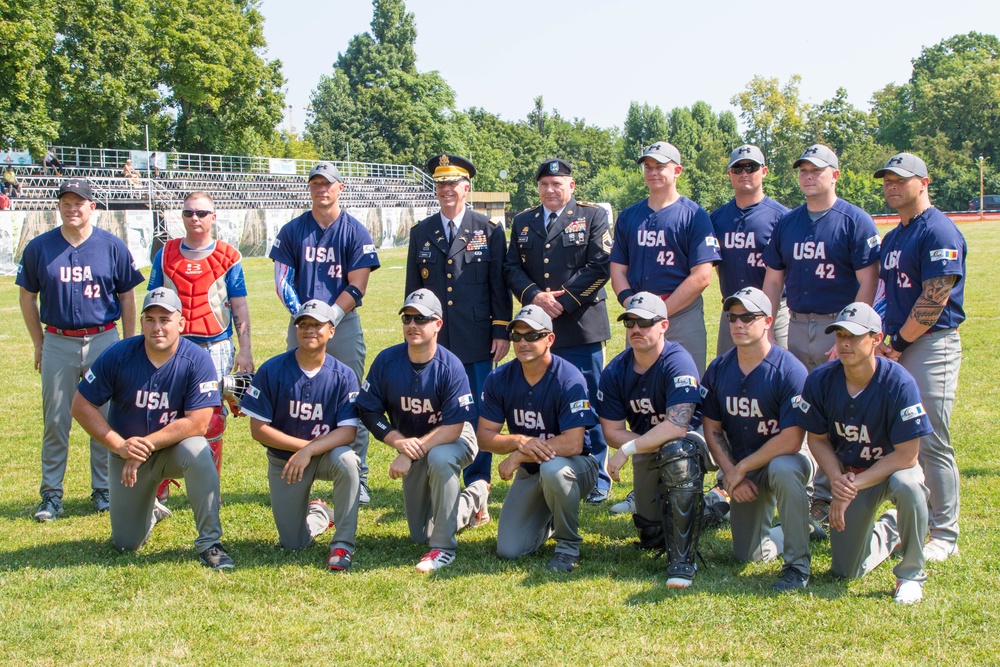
xmin=0 ymin=0 xmax=59 ymax=155
xmin=870 ymin=82 xmax=914 ymax=151
xmin=805 ymin=88 xmax=877 ymax=157
xmin=621 ymin=102 xmax=668 ymax=166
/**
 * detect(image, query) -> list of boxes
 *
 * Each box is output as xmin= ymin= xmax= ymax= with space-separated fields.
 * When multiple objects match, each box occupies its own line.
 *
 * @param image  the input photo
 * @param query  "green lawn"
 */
xmin=1 ymin=222 xmax=998 ymax=666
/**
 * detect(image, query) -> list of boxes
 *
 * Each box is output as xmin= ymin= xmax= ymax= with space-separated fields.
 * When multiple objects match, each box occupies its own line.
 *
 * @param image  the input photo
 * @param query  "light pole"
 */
xmin=980 ymin=155 xmax=985 ymax=220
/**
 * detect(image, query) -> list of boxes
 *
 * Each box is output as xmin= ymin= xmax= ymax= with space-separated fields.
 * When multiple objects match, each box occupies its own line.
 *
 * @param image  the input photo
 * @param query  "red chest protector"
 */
xmin=161 ymin=239 xmax=242 ymax=337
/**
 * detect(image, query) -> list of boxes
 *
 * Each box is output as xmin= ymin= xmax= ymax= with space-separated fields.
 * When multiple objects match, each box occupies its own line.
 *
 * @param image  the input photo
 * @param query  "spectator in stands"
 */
xmin=44 ymin=148 xmax=66 ymax=176
xmin=122 ymin=159 xmax=142 ymax=188
xmin=0 ymin=192 xmax=10 ymax=210
xmin=149 ymin=153 xmax=161 ymax=178
xmin=3 ymin=165 xmax=22 ymax=198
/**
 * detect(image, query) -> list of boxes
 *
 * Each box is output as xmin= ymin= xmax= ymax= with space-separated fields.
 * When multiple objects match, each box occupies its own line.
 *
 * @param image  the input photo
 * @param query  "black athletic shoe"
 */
xmin=34 ymin=495 xmax=63 ymax=522
xmin=772 ymin=567 xmax=809 ymax=592
xmin=199 ymin=543 xmax=235 ymax=570
xmin=546 ymin=552 xmax=579 ymax=572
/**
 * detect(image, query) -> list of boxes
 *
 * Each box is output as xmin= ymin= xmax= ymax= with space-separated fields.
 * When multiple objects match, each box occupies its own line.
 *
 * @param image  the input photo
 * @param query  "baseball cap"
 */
xmin=142 ymin=287 xmax=182 ymax=313
xmin=728 ymin=145 xmax=766 ymax=168
xmin=535 ymin=158 xmax=572 ymax=181
xmin=294 ymin=300 xmax=338 ymax=325
xmin=723 ymin=287 xmax=773 ymax=317
xmin=398 ymin=289 xmax=443 ymax=319
xmin=308 ymin=162 xmax=342 ymax=183
xmin=825 ymin=302 xmax=882 ymax=336
xmin=57 ymin=178 xmax=95 ymax=201
xmin=426 ymin=154 xmax=476 ymax=182
xmin=508 ymin=305 xmax=553 ymax=332
xmin=793 ymin=144 xmax=839 ymax=169
xmin=638 ymin=141 xmax=682 ymax=166
xmin=874 ymin=153 xmax=928 ymax=179
xmin=617 ymin=292 xmax=668 ymax=321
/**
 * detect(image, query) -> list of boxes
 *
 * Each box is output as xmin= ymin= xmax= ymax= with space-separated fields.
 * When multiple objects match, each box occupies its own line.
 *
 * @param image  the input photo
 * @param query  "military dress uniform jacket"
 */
xmin=503 ymin=197 xmax=612 ymax=348
xmin=406 ymin=209 xmax=513 ymax=364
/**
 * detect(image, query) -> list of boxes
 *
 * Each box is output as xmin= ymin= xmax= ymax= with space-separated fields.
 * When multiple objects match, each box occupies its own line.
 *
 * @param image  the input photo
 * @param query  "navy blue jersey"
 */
xmin=595 ymin=341 xmax=701 ymax=434
xmin=879 ymin=207 xmax=966 ymax=335
xmin=700 ymin=345 xmax=807 ymax=462
xmin=269 ymin=210 xmax=380 ymax=305
xmin=16 ymin=226 xmax=144 ymax=329
xmin=710 ymin=197 xmax=790 ymax=298
xmin=240 ymin=350 xmax=360 ymax=461
xmin=480 ymin=355 xmax=596 ymax=472
xmin=763 ymin=199 xmax=880 ymax=313
xmin=795 ymin=357 xmax=934 ymax=469
xmin=610 ymin=197 xmax=721 ymax=295
xmin=78 ymin=337 xmax=219 ymax=439
xmin=356 ymin=343 xmax=475 ymax=440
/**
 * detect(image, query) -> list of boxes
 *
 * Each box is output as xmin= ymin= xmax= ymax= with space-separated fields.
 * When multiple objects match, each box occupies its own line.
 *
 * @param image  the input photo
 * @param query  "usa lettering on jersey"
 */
xmin=793 ymin=241 xmax=826 ymax=260
xmin=304 ymin=247 xmax=338 ymax=262
xmin=723 ymin=232 xmax=756 ymax=249
xmin=401 ymin=397 xmax=435 ymax=414
xmin=513 ymin=409 xmax=545 ymax=431
xmin=136 ymin=391 xmax=170 ymax=410
xmin=900 ymin=403 xmax=926 ymax=421
xmin=726 ymin=397 xmax=763 ymax=418
xmin=835 ymin=422 xmax=871 ymax=444
xmin=883 ymin=250 xmax=901 ymax=270
xmin=637 ymin=230 xmax=668 ymax=247
xmin=289 ymin=401 xmax=324 ymax=420
xmin=60 ymin=266 xmax=94 ymax=282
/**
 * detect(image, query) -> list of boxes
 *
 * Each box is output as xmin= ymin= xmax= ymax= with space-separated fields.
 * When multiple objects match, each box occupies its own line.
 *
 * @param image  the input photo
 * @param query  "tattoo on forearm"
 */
xmin=666 ymin=403 xmax=695 ymax=429
xmin=911 ymin=275 xmax=958 ymax=327
xmin=234 ymin=313 xmax=250 ymax=338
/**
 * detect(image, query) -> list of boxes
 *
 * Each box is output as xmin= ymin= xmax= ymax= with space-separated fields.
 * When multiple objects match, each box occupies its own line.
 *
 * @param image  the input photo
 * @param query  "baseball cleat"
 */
xmin=810 ymin=497 xmax=830 ymax=526
xmin=91 ymin=488 xmax=110 ymax=513
xmin=152 ymin=499 xmax=172 ymax=525
xmin=585 ymin=487 xmax=610 ymax=505
xmin=772 ymin=567 xmax=809 ymax=592
xmin=923 ymin=538 xmax=958 ymax=562
xmin=545 ymin=552 xmax=579 ymax=572
xmin=415 ymin=549 xmax=455 ymax=573
xmin=198 ymin=543 xmax=235 ymax=570
xmin=808 ymin=518 xmax=829 ymax=542
xmin=469 ymin=481 xmax=491 ymax=528
xmin=327 ymin=547 xmax=353 ymax=572
xmin=894 ymin=578 xmax=923 ymax=604
xmin=609 ymin=490 xmax=636 ymax=515
xmin=34 ymin=495 xmax=63 ymax=522
xmin=358 ymin=481 xmax=371 ymax=507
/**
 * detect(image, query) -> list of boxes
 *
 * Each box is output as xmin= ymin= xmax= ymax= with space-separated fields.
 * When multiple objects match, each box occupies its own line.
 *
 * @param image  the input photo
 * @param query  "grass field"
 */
xmin=1 ymin=221 xmax=998 ymax=666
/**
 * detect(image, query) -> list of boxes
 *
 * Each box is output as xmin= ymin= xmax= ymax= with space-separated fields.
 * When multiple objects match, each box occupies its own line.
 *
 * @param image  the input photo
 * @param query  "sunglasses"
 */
xmin=510 ymin=330 xmax=550 ymax=342
xmin=182 ymin=209 xmax=214 ymax=218
xmin=401 ymin=314 xmax=437 ymax=325
xmin=622 ymin=317 xmax=663 ymax=329
xmin=729 ymin=163 xmax=762 ymax=175
xmin=726 ymin=312 xmax=766 ymax=323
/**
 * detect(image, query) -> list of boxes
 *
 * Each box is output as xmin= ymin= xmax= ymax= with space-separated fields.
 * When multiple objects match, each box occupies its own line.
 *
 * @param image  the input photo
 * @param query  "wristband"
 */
xmin=617 ymin=289 xmax=636 ymax=307
xmin=621 ymin=440 xmax=638 ymax=457
xmin=889 ymin=332 xmax=912 ymax=353
xmin=331 ymin=303 xmax=346 ymax=327
xmin=344 ymin=284 xmax=364 ymax=307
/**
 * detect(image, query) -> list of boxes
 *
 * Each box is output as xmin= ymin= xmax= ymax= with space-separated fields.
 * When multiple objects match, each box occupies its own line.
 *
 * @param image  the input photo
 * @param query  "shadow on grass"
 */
xmin=961 ymin=467 xmax=999 ymax=479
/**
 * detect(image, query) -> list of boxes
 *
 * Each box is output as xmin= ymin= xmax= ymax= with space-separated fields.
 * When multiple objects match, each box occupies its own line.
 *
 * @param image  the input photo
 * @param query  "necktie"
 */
xmin=448 ymin=220 xmax=457 ymax=243
xmin=547 ymin=211 xmax=557 ymax=231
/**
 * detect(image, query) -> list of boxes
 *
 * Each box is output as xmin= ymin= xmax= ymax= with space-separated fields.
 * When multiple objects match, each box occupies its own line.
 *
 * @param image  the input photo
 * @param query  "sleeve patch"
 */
xmin=458 ymin=393 xmax=474 ymax=407
xmin=698 ymin=385 xmax=708 ymax=398
xmin=362 ymin=380 xmax=370 ymax=392
xmin=929 ymin=248 xmax=958 ymax=262
xmin=363 ymin=244 xmax=376 ymax=254
xmin=901 ymin=403 xmax=926 ymax=421
xmin=596 ymin=389 xmax=604 ymax=402
xmin=349 ymin=391 xmax=358 ymax=404
xmin=867 ymin=235 xmax=881 ymax=248
xmin=199 ymin=381 xmax=219 ymax=394
xmin=84 ymin=370 xmax=96 ymax=383
xmin=705 ymin=235 xmax=720 ymax=249
xmin=792 ymin=395 xmax=810 ymax=413
xmin=246 ymin=385 xmax=261 ymax=399
xmin=673 ymin=375 xmax=698 ymax=389
xmin=602 ymin=230 xmax=613 ymax=253
xmin=570 ymin=399 xmax=591 ymax=413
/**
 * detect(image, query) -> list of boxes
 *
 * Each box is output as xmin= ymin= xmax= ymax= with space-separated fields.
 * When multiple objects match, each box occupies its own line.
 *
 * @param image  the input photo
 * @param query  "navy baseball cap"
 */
xmin=794 ymin=144 xmax=839 ymax=169
xmin=825 ymin=302 xmax=882 ymax=336
xmin=535 ymin=158 xmax=572 ymax=181
xmin=399 ymin=289 xmax=443 ymax=319
xmin=295 ymin=300 xmax=338 ymax=325
xmin=308 ymin=162 xmax=342 ymax=183
xmin=874 ymin=153 xmax=928 ymax=179
xmin=638 ymin=141 xmax=682 ymax=166
xmin=729 ymin=145 xmax=766 ymax=168
xmin=617 ymin=292 xmax=668 ymax=321
xmin=724 ymin=287 xmax=773 ymax=317
xmin=508 ymin=305 xmax=553 ymax=332
xmin=57 ymin=178 xmax=95 ymax=201
xmin=426 ymin=154 xmax=476 ymax=182
xmin=142 ymin=287 xmax=182 ymax=313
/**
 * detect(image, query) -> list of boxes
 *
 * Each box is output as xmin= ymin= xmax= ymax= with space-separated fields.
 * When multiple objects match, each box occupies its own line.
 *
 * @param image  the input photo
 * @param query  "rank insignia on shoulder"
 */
xmin=577 ymin=200 xmax=598 ymax=208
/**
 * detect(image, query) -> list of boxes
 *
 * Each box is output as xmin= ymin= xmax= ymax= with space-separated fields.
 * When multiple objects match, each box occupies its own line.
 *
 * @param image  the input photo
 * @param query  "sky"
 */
xmin=259 ymin=0 xmax=999 ymax=134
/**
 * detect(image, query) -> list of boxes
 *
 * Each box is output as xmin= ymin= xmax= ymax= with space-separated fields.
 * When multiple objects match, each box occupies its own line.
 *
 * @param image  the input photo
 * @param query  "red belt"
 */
xmin=843 ymin=465 xmax=869 ymax=475
xmin=45 ymin=322 xmax=116 ymax=337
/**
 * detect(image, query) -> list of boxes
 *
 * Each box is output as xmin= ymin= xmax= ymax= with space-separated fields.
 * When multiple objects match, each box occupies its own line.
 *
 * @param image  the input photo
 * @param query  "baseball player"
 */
xmin=239 ymin=300 xmax=362 ymax=571
xmin=598 ymin=293 xmax=705 ymax=588
xmin=796 ymin=302 xmax=933 ymax=604
xmin=762 ymin=144 xmax=881 ymax=523
xmin=477 ymin=305 xmax=599 ymax=572
xmin=16 ymin=178 xmax=144 ymax=521
xmin=148 ymin=191 xmax=254 ymax=502
xmin=700 ymin=287 xmax=813 ymax=592
xmin=503 ymin=158 xmax=612 ymax=505
xmin=70 ymin=288 xmax=234 ymax=569
xmin=270 ymin=161 xmax=380 ymax=504
xmin=710 ymin=145 xmax=791 ymax=355
xmin=356 ymin=289 xmax=486 ymax=572
xmin=406 ymin=154 xmax=511 ymax=517
xmin=610 ymin=141 xmax=721 ymax=376
xmin=874 ymin=153 xmax=966 ymax=562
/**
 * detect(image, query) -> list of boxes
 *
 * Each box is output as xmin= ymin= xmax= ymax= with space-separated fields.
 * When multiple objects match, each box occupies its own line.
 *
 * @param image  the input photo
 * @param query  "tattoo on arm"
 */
xmin=711 ymin=428 xmax=731 ymax=458
xmin=911 ymin=275 xmax=958 ymax=327
xmin=666 ymin=403 xmax=695 ymax=429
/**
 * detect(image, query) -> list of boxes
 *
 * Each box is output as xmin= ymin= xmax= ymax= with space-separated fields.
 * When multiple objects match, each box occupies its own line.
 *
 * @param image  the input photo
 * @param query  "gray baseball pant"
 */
xmin=664 ymin=295 xmax=707 ymax=377
xmin=830 ymin=465 xmax=928 ymax=583
xmin=496 ymin=455 xmax=598 ymax=559
xmin=40 ymin=327 xmax=118 ymax=499
xmin=267 ymin=446 xmax=360 ymax=552
xmin=108 ymin=436 xmax=223 ymax=553
xmin=898 ymin=328 xmax=962 ymax=543
xmin=717 ymin=298 xmax=790 ymax=356
xmin=401 ymin=422 xmax=478 ymax=552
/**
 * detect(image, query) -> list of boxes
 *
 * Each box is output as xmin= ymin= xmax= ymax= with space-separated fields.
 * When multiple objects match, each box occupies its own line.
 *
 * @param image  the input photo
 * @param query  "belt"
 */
xmin=45 ymin=322 xmax=115 ymax=337
xmin=843 ymin=465 xmax=869 ymax=475
xmin=790 ymin=311 xmax=838 ymax=322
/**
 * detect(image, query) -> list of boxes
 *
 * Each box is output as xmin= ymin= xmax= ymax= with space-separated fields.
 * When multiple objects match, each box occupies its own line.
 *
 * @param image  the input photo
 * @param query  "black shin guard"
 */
xmin=654 ymin=437 xmax=706 ymax=582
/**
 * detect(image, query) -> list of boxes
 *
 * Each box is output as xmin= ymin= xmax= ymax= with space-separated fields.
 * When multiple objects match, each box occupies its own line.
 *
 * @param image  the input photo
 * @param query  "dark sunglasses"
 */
xmin=729 ymin=163 xmax=762 ymax=175
xmin=622 ymin=317 xmax=663 ymax=329
xmin=510 ymin=330 xmax=550 ymax=342
xmin=182 ymin=209 xmax=214 ymax=218
xmin=401 ymin=314 xmax=437 ymax=325
xmin=726 ymin=312 xmax=766 ymax=323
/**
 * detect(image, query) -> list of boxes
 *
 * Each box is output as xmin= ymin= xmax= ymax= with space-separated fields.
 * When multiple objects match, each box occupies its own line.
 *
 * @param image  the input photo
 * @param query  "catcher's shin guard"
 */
xmin=654 ymin=436 xmax=706 ymax=583
xmin=633 ymin=513 xmax=665 ymax=550
xmin=155 ymin=405 xmax=226 ymax=502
